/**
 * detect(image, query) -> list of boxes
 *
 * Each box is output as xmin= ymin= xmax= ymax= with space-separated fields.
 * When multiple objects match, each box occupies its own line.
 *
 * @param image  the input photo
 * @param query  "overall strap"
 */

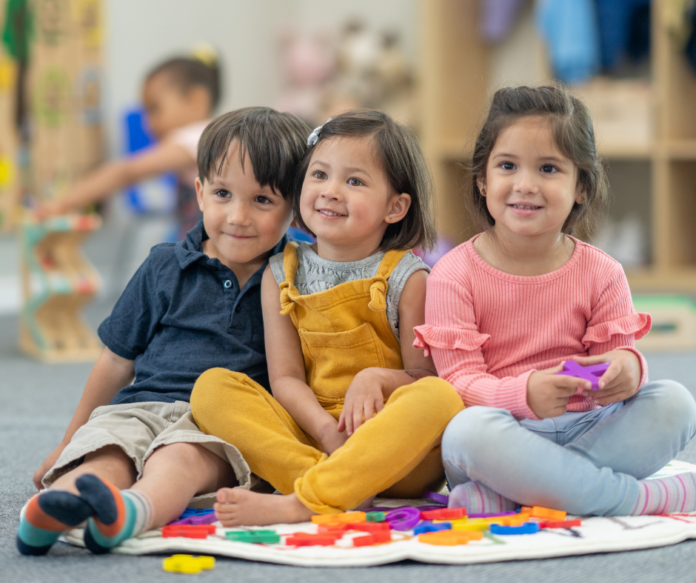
xmin=279 ymin=242 xmax=300 ymax=315
xmin=368 ymin=249 xmax=409 ymax=312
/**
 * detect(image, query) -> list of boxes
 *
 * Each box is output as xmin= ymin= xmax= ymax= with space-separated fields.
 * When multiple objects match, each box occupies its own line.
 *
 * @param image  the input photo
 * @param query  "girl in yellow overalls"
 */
xmin=191 ymin=110 xmax=463 ymax=526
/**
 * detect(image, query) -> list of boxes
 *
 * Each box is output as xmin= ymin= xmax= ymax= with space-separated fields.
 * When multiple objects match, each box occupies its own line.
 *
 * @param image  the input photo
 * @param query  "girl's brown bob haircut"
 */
xmin=293 ymin=109 xmax=437 ymax=252
xmin=197 ymin=107 xmax=310 ymax=199
xmin=466 ymin=85 xmax=609 ymax=239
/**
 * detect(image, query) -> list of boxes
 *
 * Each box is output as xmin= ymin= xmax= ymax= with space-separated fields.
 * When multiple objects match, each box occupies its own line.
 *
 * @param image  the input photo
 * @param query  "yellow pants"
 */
xmin=190 ymin=369 xmax=464 ymax=514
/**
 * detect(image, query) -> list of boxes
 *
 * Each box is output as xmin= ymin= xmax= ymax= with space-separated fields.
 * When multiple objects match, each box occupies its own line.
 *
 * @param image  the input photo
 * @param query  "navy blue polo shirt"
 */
xmin=99 ymin=221 xmax=287 ymax=405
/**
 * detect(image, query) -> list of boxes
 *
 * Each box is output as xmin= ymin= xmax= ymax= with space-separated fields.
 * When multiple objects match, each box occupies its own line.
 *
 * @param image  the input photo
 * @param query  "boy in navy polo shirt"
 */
xmin=18 ymin=108 xmax=310 ymax=556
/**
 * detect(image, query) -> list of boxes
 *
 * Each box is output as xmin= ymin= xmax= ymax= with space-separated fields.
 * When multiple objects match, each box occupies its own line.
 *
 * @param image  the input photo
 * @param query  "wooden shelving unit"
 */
xmin=0 ymin=0 xmax=20 ymax=231
xmin=419 ymin=0 xmax=696 ymax=293
xmin=15 ymin=0 xmax=105 ymax=362
xmin=20 ymin=215 xmax=102 ymax=362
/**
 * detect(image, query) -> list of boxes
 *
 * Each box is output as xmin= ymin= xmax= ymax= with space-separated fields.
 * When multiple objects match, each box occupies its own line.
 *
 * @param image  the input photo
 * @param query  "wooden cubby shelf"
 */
xmin=420 ymin=0 xmax=696 ymax=293
xmin=20 ymin=215 xmax=102 ymax=362
xmin=7 ymin=0 xmax=107 ymax=362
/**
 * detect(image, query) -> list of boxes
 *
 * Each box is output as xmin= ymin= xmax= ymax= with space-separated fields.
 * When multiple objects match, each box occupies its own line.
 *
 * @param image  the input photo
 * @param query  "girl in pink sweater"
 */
xmin=415 ymin=85 xmax=696 ymax=516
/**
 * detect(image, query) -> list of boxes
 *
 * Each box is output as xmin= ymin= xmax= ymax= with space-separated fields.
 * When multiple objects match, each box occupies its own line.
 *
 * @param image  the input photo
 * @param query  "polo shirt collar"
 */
xmin=175 ymin=221 xmax=208 ymax=269
xmin=175 ymin=220 xmax=288 ymax=271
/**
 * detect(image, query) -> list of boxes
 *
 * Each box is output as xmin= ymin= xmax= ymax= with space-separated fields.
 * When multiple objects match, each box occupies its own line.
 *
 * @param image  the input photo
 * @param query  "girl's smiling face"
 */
xmin=478 ymin=116 xmax=584 ymax=243
xmin=299 ymin=136 xmax=411 ymax=260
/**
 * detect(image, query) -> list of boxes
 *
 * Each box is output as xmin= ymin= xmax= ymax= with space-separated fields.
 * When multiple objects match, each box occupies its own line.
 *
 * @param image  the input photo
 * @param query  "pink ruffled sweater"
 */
xmin=414 ymin=236 xmax=651 ymax=421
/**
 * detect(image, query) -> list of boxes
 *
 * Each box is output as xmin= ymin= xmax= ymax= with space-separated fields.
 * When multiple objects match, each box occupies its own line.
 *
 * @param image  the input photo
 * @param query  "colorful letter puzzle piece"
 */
xmin=420 ymin=507 xmax=466 ymax=521
xmin=523 ymin=506 xmax=567 ymax=521
xmin=162 ymin=524 xmax=216 ymax=539
xmin=418 ymin=529 xmax=483 ymax=546
xmin=162 ymin=554 xmax=215 ymax=574
xmin=225 ymin=530 xmax=281 ymax=544
xmin=413 ymin=521 xmax=452 ymax=535
xmin=467 ymin=511 xmax=517 ymax=518
xmin=352 ymin=531 xmax=392 ymax=547
xmin=386 ymin=507 xmax=421 ymax=531
xmin=423 ymin=491 xmax=450 ymax=505
xmin=451 ymin=519 xmax=491 ymax=532
xmin=311 ymin=511 xmax=366 ymax=525
xmin=318 ymin=524 xmax=350 ymax=533
xmin=495 ymin=513 xmax=530 ymax=526
xmin=556 ymin=361 xmax=609 ymax=390
xmin=286 ymin=532 xmax=343 ymax=546
xmin=489 ymin=522 xmax=540 ymax=535
xmin=169 ymin=508 xmax=217 ymax=526
xmin=348 ymin=522 xmax=391 ymax=533
xmin=366 ymin=511 xmax=386 ymax=522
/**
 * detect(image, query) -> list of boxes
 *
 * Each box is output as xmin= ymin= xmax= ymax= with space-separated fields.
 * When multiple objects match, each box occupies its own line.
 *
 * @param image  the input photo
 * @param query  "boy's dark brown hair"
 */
xmin=466 ymin=85 xmax=609 ymax=238
xmin=197 ymin=107 xmax=310 ymax=198
xmin=147 ymin=56 xmax=223 ymax=110
xmin=292 ymin=109 xmax=437 ymax=251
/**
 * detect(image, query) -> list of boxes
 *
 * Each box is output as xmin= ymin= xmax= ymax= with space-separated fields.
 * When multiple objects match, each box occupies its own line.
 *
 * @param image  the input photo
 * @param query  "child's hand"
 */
xmin=527 ymin=364 xmax=592 ymax=419
xmin=34 ymin=200 xmax=66 ymax=221
xmin=570 ymin=350 xmax=641 ymax=406
xmin=337 ymin=368 xmax=386 ymax=436
xmin=33 ymin=442 xmax=68 ymax=490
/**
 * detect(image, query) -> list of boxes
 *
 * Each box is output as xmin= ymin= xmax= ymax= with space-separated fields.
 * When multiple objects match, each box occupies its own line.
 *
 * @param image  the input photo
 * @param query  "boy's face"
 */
xmin=196 ymin=140 xmax=293 ymax=275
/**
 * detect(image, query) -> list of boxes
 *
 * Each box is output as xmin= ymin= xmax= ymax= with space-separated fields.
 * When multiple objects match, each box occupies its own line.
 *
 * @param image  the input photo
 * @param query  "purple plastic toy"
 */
xmin=468 ymin=511 xmax=518 ymax=518
xmin=556 ymin=361 xmax=610 ymax=391
xmin=386 ymin=507 xmax=421 ymax=531
xmin=169 ymin=508 xmax=218 ymax=526
xmin=423 ymin=491 xmax=449 ymax=505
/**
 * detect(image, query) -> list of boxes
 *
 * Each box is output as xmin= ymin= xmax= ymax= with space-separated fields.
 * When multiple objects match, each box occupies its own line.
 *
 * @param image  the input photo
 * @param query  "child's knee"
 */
xmin=399 ymin=376 xmax=464 ymax=420
xmin=191 ymin=368 xmax=245 ymax=412
xmin=428 ymin=377 xmax=465 ymax=413
xmin=442 ymin=407 xmax=512 ymax=463
xmin=147 ymin=441 xmax=202 ymax=465
xmin=646 ymin=380 xmax=696 ymax=437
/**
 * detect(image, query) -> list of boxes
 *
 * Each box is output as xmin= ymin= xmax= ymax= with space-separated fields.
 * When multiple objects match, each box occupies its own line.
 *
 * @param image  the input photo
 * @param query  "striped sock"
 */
xmin=76 ymin=474 xmax=154 ymax=554
xmin=17 ymin=490 xmax=94 ymax=555
xmin=629 ymin=473 xmax=696 ymax=515
xmin=448 ymin=481 xmax=517 ymax=513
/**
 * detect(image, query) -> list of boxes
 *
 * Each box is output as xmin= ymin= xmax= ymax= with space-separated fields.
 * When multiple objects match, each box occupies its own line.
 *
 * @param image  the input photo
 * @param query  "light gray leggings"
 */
xmin=442 ymin=380 xmax=696 ymax=515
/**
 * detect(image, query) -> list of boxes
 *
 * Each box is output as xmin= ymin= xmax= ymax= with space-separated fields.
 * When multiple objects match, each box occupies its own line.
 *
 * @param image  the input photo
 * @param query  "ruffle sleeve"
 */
xmin=413 ymin=324 xmax=491 ymax=357
xmin=582 ymin=312 xmax=651 ymax=348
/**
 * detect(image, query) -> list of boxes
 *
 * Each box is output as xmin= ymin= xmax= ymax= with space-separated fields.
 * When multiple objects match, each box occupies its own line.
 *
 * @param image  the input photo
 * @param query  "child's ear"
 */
xmin=575 ymin=185 xmax=586 ymax=205
xmin=385 ymin=193 xmax=411 ymax=224
xmin=195 ymin=177 xmax=205 ymax=212
xmin=476 ymin=176 xmax=486 ymax=196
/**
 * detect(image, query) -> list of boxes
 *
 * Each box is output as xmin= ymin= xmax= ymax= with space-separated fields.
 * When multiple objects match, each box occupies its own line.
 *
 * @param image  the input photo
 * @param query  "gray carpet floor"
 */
xmin=2 ymin=306 xmax=696 ymax=582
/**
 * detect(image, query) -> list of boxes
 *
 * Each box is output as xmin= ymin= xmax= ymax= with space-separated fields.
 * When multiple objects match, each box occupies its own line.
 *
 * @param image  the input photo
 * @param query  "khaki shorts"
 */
xmin=42 ymin=401 xmax=261 ymax=507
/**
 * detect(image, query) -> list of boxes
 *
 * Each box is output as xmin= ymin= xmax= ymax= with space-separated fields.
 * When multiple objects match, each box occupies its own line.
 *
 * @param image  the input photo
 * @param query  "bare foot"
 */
xmin=214 ymin=488 xmax=315 ymax=526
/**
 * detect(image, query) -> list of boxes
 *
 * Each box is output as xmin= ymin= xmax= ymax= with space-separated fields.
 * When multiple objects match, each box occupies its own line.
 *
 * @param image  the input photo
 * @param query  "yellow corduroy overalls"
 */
xmin=191 ymin=243 xmax=463 ymax=514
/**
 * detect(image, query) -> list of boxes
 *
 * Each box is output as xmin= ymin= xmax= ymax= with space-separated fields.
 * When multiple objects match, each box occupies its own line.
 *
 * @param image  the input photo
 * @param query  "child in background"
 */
xmin=416 ymin=85 xmax=696 ymax=516
xmin=37 ymin=49 xmax=220 ymax=238
xmin=191 ymin=110 xmax=463 ymax=526
xmin=17 ymin=107 xmax=310 ymax=556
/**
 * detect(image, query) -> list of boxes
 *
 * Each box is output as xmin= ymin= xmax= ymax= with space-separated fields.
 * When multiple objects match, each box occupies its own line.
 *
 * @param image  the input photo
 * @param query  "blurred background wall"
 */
xmin=3 ymin=0 xmax=696 ymax=353
xmin=102 ymin=0 xmax=418 ymax=159
xmin=0 ymin=0 xmax=419 ymax=313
